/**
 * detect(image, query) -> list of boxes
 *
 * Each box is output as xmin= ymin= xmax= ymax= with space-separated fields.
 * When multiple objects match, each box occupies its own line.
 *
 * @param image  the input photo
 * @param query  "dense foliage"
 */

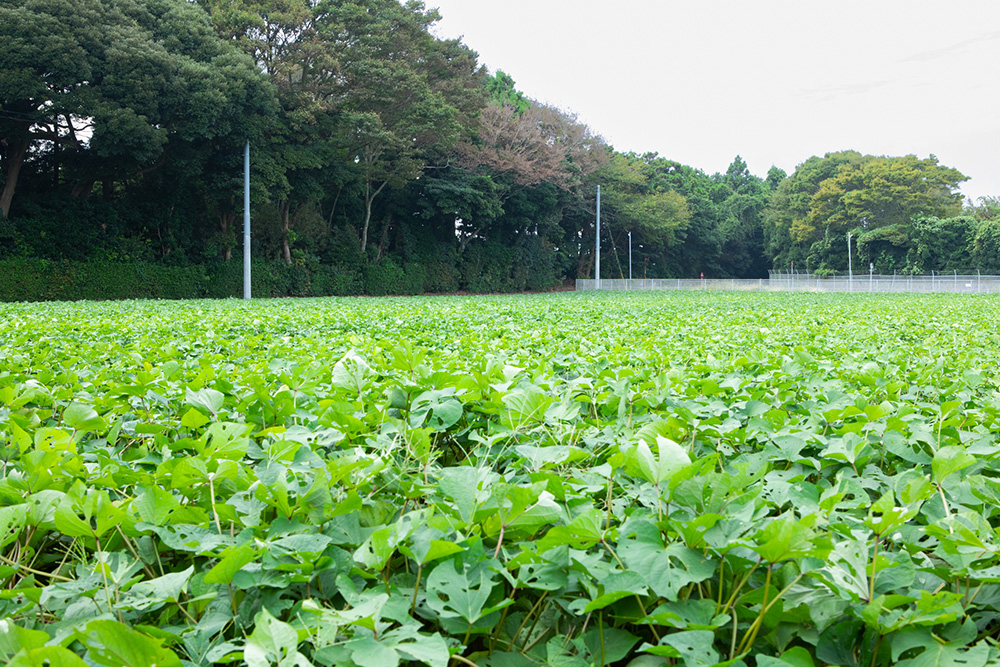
xmin=4 ymin=0 xmax=996 ymax=297
xmin=762 ymin=152 xmax=997 ymax=274
xmin=3 ymin=292 xmax=1000 ymax=666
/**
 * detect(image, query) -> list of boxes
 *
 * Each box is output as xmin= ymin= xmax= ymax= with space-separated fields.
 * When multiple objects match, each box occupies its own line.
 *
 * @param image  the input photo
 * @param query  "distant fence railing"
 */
xmin=576 ymin=273 xmax=1000 ymax=294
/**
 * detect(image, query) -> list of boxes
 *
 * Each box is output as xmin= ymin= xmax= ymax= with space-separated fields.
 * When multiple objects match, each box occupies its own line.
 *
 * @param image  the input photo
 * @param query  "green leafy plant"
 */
xmin=2 ymin=291 xmax=1000 ymax=666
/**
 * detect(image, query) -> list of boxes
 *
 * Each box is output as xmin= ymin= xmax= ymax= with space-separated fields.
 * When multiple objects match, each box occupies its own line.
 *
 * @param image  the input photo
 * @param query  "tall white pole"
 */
xmin=243 ymin=141 xmax=251 ymax=300
xmin=595 ymin=185 xmax=601 ymax=290
xmin=847 ymin=231 xmax=853 ymax=293
xmin=628 ymin=231 xmax=632 ymax=281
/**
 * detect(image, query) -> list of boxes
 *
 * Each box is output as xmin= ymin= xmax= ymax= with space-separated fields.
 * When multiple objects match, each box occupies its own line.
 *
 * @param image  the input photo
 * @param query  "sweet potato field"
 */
xmin=2 ymin=291 xmax=1000 ymax=667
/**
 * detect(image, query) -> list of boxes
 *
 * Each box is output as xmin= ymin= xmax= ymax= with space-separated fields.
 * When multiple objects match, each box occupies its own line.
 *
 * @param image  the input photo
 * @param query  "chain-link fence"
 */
xmin=576 ymin=271 xmax=1000 ymax=294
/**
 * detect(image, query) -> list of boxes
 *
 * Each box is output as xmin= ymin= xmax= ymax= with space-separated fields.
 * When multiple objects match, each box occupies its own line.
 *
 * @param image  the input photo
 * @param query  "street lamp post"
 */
xmin=847 ymin=231 xmax=853 ymax=293
xmin=243 ymin=141 xmax=251 ymax=300
xmin=595 ymin=185 xmax=601 ymax=290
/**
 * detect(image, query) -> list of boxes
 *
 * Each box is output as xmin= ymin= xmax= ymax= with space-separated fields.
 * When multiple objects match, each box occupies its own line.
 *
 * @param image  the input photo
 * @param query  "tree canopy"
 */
xmin=1 ymin=0 xmax=995 ymax=295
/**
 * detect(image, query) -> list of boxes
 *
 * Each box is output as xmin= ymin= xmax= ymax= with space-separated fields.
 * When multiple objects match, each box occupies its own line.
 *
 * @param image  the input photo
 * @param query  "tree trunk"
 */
xmin=577 ymin=249 xmax=594 ymax=280
xmin=280 ymin=201 xmax=293 ymax=265
xmin=326 ymin=185 xmax=342 ymax=229
xmin=360 ymin=183 xmax=372 ymax=254
xmin=359 ymin=178 xmax=388 ymax=254
xmin=0 ymin=139 xmax=29 ymax=218
xmin=459 ymin=224 xmax=485 ymax=252
xmin=220 ymin=213 xmax=234 ymax=261
xmin=71 ymin=179 xmax=96 ymax=199
xmin=375 ymin=213 xmax=392 ymax=261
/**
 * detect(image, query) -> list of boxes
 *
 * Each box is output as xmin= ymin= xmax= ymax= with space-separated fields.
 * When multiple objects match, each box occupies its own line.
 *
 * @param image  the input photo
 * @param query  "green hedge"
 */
xmin=0 ymin=259 xmax=205 ymax=301
xmin=0 ymin=245 xmax=560 ymax=302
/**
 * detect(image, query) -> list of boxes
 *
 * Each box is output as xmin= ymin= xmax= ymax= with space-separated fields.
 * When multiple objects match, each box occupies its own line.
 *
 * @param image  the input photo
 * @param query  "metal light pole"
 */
xmin=595 ymin=185 xmax=601 ymax=290
xmin=243 ymin=141 xmax=251 ymax=300
xmin=628 ymin=231 xmax=632 ymax=281
xmin=847 ymin=231 xmax=853 ymax=293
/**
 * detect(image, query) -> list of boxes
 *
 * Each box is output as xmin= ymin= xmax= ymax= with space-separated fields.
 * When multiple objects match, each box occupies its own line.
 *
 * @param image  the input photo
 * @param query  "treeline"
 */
xmin=765 ymin=151 xmax=1000 ymax=274
xmin=1 ymin=0 xmax=997 ymax=300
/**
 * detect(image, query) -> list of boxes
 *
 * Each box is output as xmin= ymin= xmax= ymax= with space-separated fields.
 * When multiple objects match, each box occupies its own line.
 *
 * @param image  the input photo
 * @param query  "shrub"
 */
xmin=312 ymin=265 xmax=363 ymax=296
xmin=363 ymin=258 xmax=408 ymax=296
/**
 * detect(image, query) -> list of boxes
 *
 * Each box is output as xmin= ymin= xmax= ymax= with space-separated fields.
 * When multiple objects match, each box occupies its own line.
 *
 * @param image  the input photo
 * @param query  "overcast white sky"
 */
xmin=429 ymin=0 xmax=1000 ymax=203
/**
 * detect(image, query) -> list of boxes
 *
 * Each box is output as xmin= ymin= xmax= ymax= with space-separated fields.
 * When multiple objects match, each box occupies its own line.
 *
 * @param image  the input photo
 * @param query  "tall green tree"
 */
xmin=201 ymin=0 xmax=484 ymax=261
xmin=486 ymin=70 xmax=530 ymax=114
xmin=457 ymin=76 xmax=607 ymax=270
xmin=805 ymin=154 xmax=966 ymax=240
xmin=331 ymin=1 xmax=484 ymax=254
xmin=763 ymin=151 xmax=966 ymax=272
xmin=0 ymin=0 xmax=273 ymax=219
xmin=716 ymin=156 xmax=771 ymax=278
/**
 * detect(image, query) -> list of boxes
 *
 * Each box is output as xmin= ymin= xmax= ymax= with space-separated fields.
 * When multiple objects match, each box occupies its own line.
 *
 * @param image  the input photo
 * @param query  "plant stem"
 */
xmin=601 ymin=538 xmax=660 ymax=641
xmin=937 ymin=483 xmax=951 ymax=516
xmin=208 ymin=475 xmax=223 ymax=535
xmin=870 ymin=634 xmax=883 ymax=667
xmin=599 ymin=610 xmax=606 ymax=666
xmin=869 ymin=535 xmax=880 ymax=602
xmin=723 ymin=561 xmax=761 ymax=613
xmin=605 ymin=472 xmax=615 ymax=532
xmin=737 ymin=564 xmax=772 ymax=655
xmin=493 ymin=523 xmax=505 ymax=559
xmin=0 ymin=554 xmax=73 ymax=582
xmin=410 ymin=563 xmax=423 ymax=615
xmin=95 ymin=535 xmax=125 ymax=624
xmin=716 ymin=555 xmax=727 ymax=615
xmin=489 ymin=587 xmax=517 ymax=655
xmin=511 ymin=591 xmax=548 ymax=651
xmin=733 ymin=569 xmax=804 ymax=658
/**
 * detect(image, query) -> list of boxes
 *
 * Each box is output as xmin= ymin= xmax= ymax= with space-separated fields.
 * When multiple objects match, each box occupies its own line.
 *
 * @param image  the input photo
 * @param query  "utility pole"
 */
xmin=628 ymin=230 xmax=632 ymax=281
xmin=243 ymin=141 xmax=251 ymax=300
xmin=847 ymin=231 xmax=853 ymax=293
xmin=595 ymin=185 xmax=601 ymax=290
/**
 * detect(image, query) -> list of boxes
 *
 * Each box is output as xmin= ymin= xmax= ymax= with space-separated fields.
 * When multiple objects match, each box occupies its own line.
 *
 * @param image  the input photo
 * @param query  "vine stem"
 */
xmin=737 ymin=564 xmax=772 ymax=655
xmin=410 ymin=564 xmax=423 ymax=615
xmin=493 ymin=523 xmax=505 ymax=559
xmin=715 ymin=555 xmax=727 ymax=615
xmin=208 ymin=475 xmax=223 ymax=535
xmin=601 ymin=538 xmax=660 ymax=642
xmin=735 ymin=568 xmax=804 ymax=657
xmin=0 ymin=554 xmax=72 ymax=581
xmin=869 ymin=536 xmax=880 ymax=602
xmin=937 ymin=483 xmax=951 ymax=517
xmin=489 ymin=587 xmax=517 ymax=654
xmin=510 ymin=591 xmax=548 ymax=651
xmin=870 ymin=633 xmax=884 ymax=667
xmin=605 ymin=472 xmax=615 ymax=532
xmin=599 ymin=610 xmax=606 ymax=666
xmin=95 ymin=535 xmax=125 ymax=624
